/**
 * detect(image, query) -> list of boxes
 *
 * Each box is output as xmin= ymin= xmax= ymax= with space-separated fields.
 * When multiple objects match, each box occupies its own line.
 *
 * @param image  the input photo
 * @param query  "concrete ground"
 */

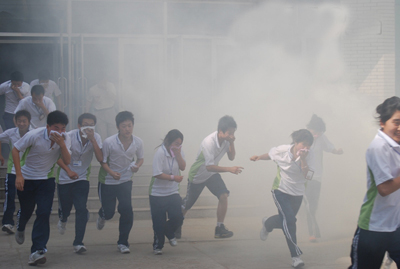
xmin=0 ymin=216 xmax=370 ymax=269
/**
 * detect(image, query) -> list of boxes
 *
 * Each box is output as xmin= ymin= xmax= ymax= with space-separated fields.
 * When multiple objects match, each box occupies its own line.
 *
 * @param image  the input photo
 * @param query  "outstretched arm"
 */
xmin=250 ymin=153 xmax=271 ymax=161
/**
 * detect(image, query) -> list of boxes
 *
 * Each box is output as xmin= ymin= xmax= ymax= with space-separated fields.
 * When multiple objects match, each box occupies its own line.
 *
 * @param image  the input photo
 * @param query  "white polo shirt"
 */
xmin=57 ymin=129 xmax=102 ymax=185
xmin=357 ymin=130 xmax=400 ymax=232
xmin=310 ymin=134 xmax=335 ymax=181
xmin=0 ymin=81 xmax=30 ymax=114
xmin=270 ymin=144 xmax=315 ymax=196
xmin=86 ymin=82 xmax=116 ymax=110
xmin=30 ymin=79 xmax=62 ymax=101
xmin=14 ymin=96 xmax=56 ymax=129
xmin=150 ymin=145 xmax=185 ymax=196
xmin=188 ymin=131 xmax=230 ymax=184
xmin=99 ymin=133 xmax=144 ymax=185
xmin=0 ymin=127 xmax=28 ymax=174
xmin=14 ymin=127 xmax=71 ymax=180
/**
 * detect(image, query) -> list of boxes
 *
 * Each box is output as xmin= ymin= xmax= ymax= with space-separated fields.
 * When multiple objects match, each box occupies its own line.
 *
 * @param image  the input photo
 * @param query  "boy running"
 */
xmin=13 ymin=110 xmax=71 ymax=265
xmin=56 ymin=113 xmax=103 ymax=253
xmin=0 ymin=110 xmax=31 ymax=234
xmin=182 ymin=115 xmax=243 ymax=238
xmin=97 ymin=111 xmax=144 ymax=254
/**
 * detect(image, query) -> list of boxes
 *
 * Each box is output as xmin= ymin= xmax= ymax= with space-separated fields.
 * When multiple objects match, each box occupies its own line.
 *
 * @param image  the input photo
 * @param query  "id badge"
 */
xmin=73 ymin=161 xmax=82 ymax=167
xmin=39 ymin=114 xmax=45 ymax=121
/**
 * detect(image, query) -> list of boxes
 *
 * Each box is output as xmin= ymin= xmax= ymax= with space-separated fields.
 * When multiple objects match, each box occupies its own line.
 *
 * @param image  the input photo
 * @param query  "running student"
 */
xmin=13 ymin=110 xmax=71 ymax=266
xmin=150 ymin=129 xmax=185 ymax=255
xmin=304 ymin=114 xmax=343 ymax=242
xmin=56 ymin=113 xmax=103 ymax=253
xmin=97 ymin=111 xmax=144 ymax=254
xmin=349 ymin=96 xmax=400 ymax=268
xmin=250 ymin=129 xmax=315 ymax=268
xmin=182 ymin=115 xmax=243 ymax=239
xmin=0 ymin=110 xmax=31 ymax=234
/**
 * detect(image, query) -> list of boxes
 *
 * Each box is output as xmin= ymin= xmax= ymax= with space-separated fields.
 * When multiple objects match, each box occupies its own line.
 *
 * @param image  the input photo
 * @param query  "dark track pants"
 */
xmin=304 ymin=180 xmax=321 ymax=238
xmin=2 ymin=174 xmax=16 ymax=226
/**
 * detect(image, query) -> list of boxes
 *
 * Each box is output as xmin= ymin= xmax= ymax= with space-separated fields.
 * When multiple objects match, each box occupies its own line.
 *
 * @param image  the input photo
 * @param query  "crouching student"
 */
xmin=56 ymin=113 xmax=103 ymax=253
xmin=97 ymin=111 xmax=144 ymax=254
xmin=0 ymin=110 xmax=31 ymax=234
xmin=250 ymin=129 xmax=315 ymax=268
xmin=150 ymin=129 xmax=185 ymax=255
xmin=13 ymin=110 xmax=71 ymax=265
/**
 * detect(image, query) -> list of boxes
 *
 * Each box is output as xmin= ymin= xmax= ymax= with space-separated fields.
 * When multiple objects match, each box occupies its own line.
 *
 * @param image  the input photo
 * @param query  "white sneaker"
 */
xmin=28 ymin=250 xmax=46 ymax=265
xmin=118 ymin=244 xmax=130 ymax=254
xmin=292 ymin=256 xmax=305 ymax=268
xmin=2 ymin=224 xmax=14 ymax=234
xmin=154 ymin=249 xmax=163 ymax=255
xmin=169 ymin=237 xmax=177 ymax=247
xmin=382 ymin=252 xmax=393 ymax=269
xmin=260 ymin=217 xmax=269 ymax=241
xmin=96 ymin=216 xmax=105 ymax=230
xmin=74 ymin=245 xmax=87 ymax=254
xmin=58 ymin=220 xmax=66 ymax=235
xmin=15 ymin=230 xmax=25 ymax=245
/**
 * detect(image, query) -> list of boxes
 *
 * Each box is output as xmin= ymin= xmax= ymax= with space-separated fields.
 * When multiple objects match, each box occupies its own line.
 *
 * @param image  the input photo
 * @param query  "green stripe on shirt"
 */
xmin=271 ymin=166 xmax=281 ymax=190
xmin=188 ymin=151 xmax=205 ymax=182
xmin=358 ymin=167 xmax=378 ymax=230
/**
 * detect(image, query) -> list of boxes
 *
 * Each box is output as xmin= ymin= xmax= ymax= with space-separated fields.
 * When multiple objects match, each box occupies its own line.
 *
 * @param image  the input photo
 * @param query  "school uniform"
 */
xmin=14 ymin=127 xmax=71 ymax=254
xmin=182 ymin=131 xmax=230 ymax=211
xmin=150 ymin=145 xmax=184 ymax=250
xmin=14 ymin=96 xmax=56 ymax=129
xmin=0 ymin=128 xmax=28 ymax=226
xmin=98 ymin=133 xmax=144 ymax=246
xmin=304 ymin=134 xmax=336 ymax=238
xmin=56 ymin=129 xmax=102 ymax=246
xmin=349 ymin=130 xmax=400 ymax=268
xmin=0 ymin=81 xmax=30 ymax=129
xmin=264 ymin=144 xmax=315 ymax=258
xmin=30 ymin=79 xmax=62 ymax=102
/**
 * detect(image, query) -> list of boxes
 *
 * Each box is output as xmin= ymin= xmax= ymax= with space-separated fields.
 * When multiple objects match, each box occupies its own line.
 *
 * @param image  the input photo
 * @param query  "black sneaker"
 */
xmin=175 ymin=225 xmax=182 ymax=239
xmin=214 ymin=224 xmax=233 ymax=239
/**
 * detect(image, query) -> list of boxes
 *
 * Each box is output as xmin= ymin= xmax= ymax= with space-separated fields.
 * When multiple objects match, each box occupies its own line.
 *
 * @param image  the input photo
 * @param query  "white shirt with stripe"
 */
xmin=14 ymin=127 xmax=71 ymax=180
xmin=57 ymin=129 xmax=102 ymax=185
xmin=150 ymin=144 xmax=185 ymax=196
xmin=99 ymin=133 xmax=144 ymax=185
xmin=0 ymin=81 xmax=30 ymax=114
xmin=14 ymin=96 xmax=56 ymax=129
xmin=0 ymin=127 xmax=27 ymax=174
xmin=269 ymin=144 xmax=315 ymax=196
xmin=188 ymin=131 xmax=230 ymax=184
xmin=357 ymin=130 xmax=400 ymax=232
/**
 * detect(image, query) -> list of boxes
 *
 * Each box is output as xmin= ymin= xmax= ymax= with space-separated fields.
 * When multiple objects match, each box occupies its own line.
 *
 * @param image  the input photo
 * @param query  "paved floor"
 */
xmin=0 ymin=216 xmax=371 ymax=269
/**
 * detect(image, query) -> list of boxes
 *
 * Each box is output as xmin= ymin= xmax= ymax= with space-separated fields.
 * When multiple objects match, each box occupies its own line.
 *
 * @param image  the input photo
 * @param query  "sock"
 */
xmin=217 ymin=222 xmax=223 ymax=227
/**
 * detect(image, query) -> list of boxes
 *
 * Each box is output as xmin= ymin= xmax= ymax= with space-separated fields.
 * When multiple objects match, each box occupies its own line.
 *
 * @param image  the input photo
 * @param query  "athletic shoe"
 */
xmin=96 ymin=216 xmax=105 ymax=230
xmin=292 ymin=256 xmax=305 ymax=268
xmin=169 ymin=237 xmax=177 ymax=247
xmin=153 ymin=249 xmax=163 ymax=255
xmin=309 ymin=236 xmax=317 ymax=243
xmin=382 ymin=252 xmax=393 ymax=269
xmin=58 ymin=220 xmax=67 ymax=235
xmin=28 ymin=250 xmax=46 ymax=266
xmin=2 ymin=224 xmax=14 ymax=234
xmin=260 ymin=217 xmax=269 ymax=241
xmin=74 ymin=245 xmax=87 ymax=254
xmin=214 ymin=224 xmax=234 ymax=239
xmin=175 ymin=225 xmax=182 ymax=239
xmin=15 ymin=230 xmax=25 ymax=245
xmin=118 ymin=244 xmax=130 ymax=254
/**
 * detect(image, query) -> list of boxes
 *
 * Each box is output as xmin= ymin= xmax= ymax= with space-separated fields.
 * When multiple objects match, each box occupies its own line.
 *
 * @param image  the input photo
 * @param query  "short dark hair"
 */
xmin=38 ymin=69 xmax=51 ymax=81
xmin=163 ymin=129 xmax=184 ymax=148
xmin=78 ymin=113 xmax=97 ymax=125
xmin=291 ymin=129 xmax=314 ymax=146
xmin=306 ymin=114 xmax=326 ymax=133
xmin=15 ymin=110 xmax=31 ymax=122
xmin=376 ymin=96 xmax=400 ymax=124
xmin=10 ymin=71 xmax=23 ymax=82
xmin=218 ymin=115 xmax=237 ymax=132
xmin=116 ymin=111 xmax=134 ymax=127
xmin=31 ymin=85 xmax=45 ymax=96
xmin=47 ymin=110 xmax=69 ymax=126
